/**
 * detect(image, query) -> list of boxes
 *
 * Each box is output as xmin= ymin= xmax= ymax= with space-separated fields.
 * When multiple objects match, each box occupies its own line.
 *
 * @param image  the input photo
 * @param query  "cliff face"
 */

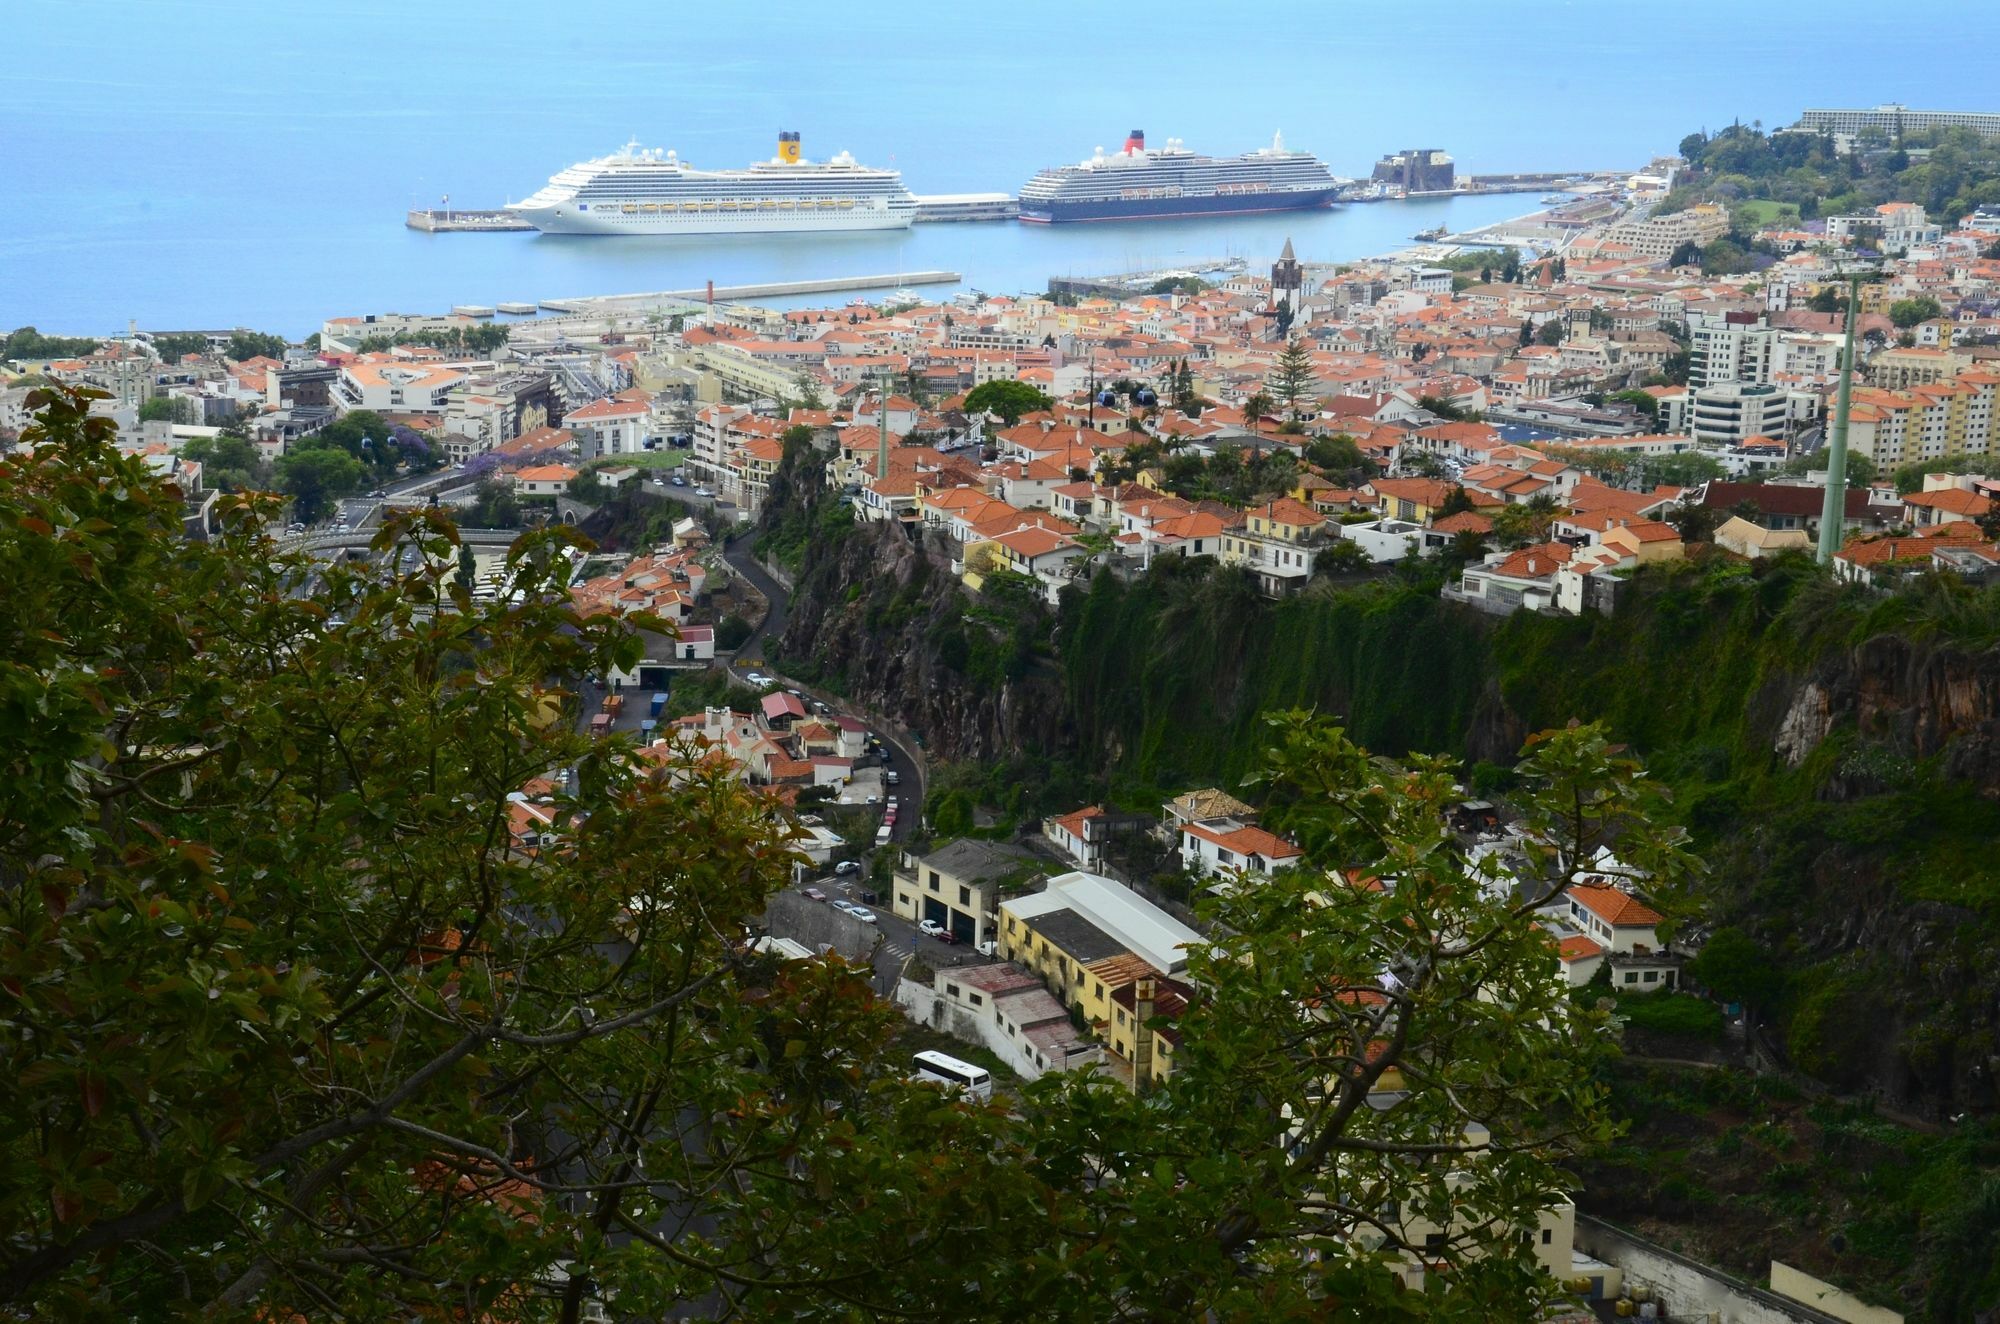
xmin=777 ymin=518 xmax=1067 ymax=765
xmin=1810 ymin=633 xmax=2000 ymax=789
xmin=1483 ymin=573 xmax=2000 ymax=1115
xmin=769 ymin=459 xmax=2000 ymax=1111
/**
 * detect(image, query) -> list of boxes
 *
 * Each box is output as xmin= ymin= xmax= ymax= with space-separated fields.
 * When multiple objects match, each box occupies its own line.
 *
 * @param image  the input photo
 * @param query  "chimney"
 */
xmin=1124 ymin=129 xmax=1146 ymax=155
xmin=1130 ymin=978 xmax=1157 ymax=1088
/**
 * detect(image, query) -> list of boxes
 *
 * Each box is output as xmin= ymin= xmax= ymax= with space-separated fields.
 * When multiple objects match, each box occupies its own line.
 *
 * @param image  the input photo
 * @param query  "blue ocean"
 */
xmin=5 ymin=0 xmax=1996 ymax=336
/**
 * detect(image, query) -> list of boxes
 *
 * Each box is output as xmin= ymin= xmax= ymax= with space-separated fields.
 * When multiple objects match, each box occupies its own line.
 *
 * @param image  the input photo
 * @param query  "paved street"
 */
xmin=778 ymin=873 xmax=991 ymax=996
xmin=719 ymin=528 xmax=928 ymax=846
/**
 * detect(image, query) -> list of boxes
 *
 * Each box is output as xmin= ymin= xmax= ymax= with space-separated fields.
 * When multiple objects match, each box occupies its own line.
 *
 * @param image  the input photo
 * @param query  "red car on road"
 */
xmin=803 ymin=887 xmax=826 ymax=902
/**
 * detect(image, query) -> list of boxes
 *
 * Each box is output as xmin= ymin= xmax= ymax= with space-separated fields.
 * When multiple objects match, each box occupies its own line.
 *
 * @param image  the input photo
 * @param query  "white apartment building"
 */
xmin=332 ymin=362 xmax=467 ymax=414
xmin=1600 ymin=204 xmax=1731 ymax=259
xmin=565 ymin=395 xmax=652 ymax=460
xmin=1796 ymin=105 xmax=2000 ymax=142
xmin=1825 ymin=202 xmax=1942 ymax=255
xmin=1686 ymin=381 xmax=1802 ymax=445
xmin=1688 ymin=315 xmax=1776 ymax=389
xmin=1770 ymin=331 xmax=1845 ymax=386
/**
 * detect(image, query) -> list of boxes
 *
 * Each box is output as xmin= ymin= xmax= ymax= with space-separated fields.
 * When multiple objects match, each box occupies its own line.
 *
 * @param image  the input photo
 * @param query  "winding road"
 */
xmin=718 ymin=528 xmax=927 ymax=834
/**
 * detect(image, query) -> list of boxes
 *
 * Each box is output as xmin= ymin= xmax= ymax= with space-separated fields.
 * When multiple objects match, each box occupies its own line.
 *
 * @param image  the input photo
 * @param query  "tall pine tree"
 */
xmin=1270 ymin=335 xmax=1317 ymax=420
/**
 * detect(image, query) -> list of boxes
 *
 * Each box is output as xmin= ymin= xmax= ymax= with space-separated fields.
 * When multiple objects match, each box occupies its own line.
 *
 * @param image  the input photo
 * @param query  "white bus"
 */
xmin=910 ymin=1050 xmax=993 ymax=1102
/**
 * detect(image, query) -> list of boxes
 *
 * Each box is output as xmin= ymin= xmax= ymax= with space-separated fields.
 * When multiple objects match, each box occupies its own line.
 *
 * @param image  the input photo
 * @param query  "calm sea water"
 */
xmin=5 ymin=0 xmax=1997 ymax=336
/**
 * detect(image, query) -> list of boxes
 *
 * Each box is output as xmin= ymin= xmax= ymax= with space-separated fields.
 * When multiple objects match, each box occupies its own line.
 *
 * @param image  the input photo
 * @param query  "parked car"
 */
xmin=846 ymin=907 xmax=877 ymax=924
xmin=976 ymin=939 xmax=998 ymax=957
xmin=694 ymin=486 xmax=714 ymax=498
xmin=886 ymin=771 xmax=900 ymax=786
xmin=918 ymin=919 xmax=946 ymax=938
xmin=834 ymin=860 xmax=861 ymax=875
xmin=670 ymin=474 xmax=688 ymax=487
xmin=803 ymin=887 xmax=826 ymax=902
xmin=745 ymin=672 xmax=773 ymax=686
xmin=830 ymin=900 xmax=857 ymax=915
xmin=935 ymin=929 xmax=960 ymax=945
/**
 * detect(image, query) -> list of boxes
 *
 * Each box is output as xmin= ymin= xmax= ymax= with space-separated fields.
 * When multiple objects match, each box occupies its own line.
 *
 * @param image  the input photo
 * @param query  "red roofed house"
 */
xmin=1044 ymin=805 xmax=1110 ymax=870
xmin=759 ymin=691 xmax=808 ymax=728
xmin=513 ymin=463 xmax=578 ymax=496
xmin=1448 ymin=541 xmax=1574 ymax=615
xmin=1902 ymin=485 xmax=1993 ymax=529
xmin=1556 ymin=882 xmax=1681 ymax=992
xmin=1553 ymin=933 xmax=1608 ymax=987
xmin=1563 ymin=884 xmax=1663 ymax=952
xmin=1178 ymin=816 xmax=1302 ymax=883
xmin=973 ymin=523 xmax=1089 ymax=602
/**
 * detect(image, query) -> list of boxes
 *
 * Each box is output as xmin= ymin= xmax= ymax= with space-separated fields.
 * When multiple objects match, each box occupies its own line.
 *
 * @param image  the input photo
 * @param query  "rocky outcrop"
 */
xmin=780 ymin=519 xmax=1067 ymax=765
xmin=1755 ymin=633 xmax=2000 ymax=795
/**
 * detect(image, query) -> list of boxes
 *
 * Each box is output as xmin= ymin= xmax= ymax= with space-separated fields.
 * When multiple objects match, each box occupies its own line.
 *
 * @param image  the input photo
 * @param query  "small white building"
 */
xmin=1337 ymin=517 xmax=1425 ymax=564
xmin=513 ymin=463 xmax=578 ymax=496
xmin=1178 ymin=819 xmax=1302 ymax=880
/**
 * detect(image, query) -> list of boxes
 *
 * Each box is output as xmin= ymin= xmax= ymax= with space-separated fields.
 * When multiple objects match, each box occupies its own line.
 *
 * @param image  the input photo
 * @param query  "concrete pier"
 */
xmin=406 ymin=208 xmax=534 ymax=232
xmin=539 ymin=271 xmax=960 ymax=312
xmin=913 ymin=193 xmax=1019 ymax=222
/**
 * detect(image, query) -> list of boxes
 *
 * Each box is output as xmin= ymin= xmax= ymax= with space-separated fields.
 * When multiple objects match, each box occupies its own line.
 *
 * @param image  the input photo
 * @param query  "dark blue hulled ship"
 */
xmin=1017 ymin=130 xmax=1341 ymax=224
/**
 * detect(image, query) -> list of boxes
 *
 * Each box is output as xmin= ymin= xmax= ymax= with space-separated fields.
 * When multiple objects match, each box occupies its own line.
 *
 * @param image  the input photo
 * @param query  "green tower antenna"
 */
xmin=1816 ymin=272 xmax=1865 ymax=566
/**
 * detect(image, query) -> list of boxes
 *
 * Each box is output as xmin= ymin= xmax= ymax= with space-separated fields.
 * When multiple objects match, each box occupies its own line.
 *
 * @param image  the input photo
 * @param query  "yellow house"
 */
xmin=1364 ymin=477 xmax=1460 ymax=524
xmin=1856 ymin=281 xmax=1895 ymax=318
xmin=1598 ymin=517 xmax=1684 ymax=563
xmin=735 ymin=435 xmax=785 ymax=507
xmin=1077 ymin=953 xmax=1155 ymax=1036
xmin=998 ymin=902 xmax=1129 ymax=1012
xmin=1103 ymin=966 xmax=1190 ymax=1089
xmin=1242 ymin=496 xmax=1326 ymax=542
xmin=998 ymin=871 xmax=1201 ymax=1014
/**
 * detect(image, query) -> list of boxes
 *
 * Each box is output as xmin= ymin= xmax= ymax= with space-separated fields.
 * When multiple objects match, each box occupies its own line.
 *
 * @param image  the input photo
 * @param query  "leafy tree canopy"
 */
xmin=276 ymin=443 xmax=366 ymax=521
xmin=1 ymin=326 xmax=101 ymax=360
xmin=138 ymin=396 xmax=196 ymax=425
xmin=0 ymin=386 xmax=1703 ymax=1321
xmin=1889 ymin=295 xmax=1945 ymax=328
xmin=962 ymin=379 xmax=1052 ymax=426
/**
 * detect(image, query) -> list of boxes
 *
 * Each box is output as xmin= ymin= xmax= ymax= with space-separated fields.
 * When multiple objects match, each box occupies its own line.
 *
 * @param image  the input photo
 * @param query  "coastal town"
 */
xmin=9 ymin=103 xmax=2000 ymax=1322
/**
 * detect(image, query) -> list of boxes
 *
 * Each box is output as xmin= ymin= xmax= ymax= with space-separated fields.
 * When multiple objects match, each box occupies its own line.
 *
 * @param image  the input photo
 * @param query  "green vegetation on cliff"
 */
xmin=1060 ymin=560 xmax=1491 ymax=797
xmin=1060 ymin=550 xmax=2000 ymax=1095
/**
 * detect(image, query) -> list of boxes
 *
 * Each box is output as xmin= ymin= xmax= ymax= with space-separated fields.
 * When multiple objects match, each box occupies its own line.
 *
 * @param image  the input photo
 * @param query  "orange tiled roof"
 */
xmin=1569 ymin=883 xmax=1663 ymax=927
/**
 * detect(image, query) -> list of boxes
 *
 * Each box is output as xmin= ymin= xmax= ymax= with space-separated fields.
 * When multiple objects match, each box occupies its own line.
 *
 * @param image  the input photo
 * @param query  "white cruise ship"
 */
xmin=507 ymin=132 xmax=917 ymax=236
